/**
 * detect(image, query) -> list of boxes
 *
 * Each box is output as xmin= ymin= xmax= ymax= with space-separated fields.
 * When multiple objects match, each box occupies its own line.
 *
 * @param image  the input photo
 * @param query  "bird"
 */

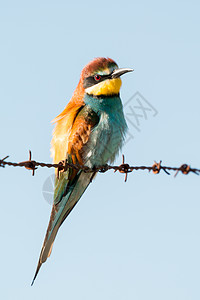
xmin=31 ymin=57 xmax=133 ymax=285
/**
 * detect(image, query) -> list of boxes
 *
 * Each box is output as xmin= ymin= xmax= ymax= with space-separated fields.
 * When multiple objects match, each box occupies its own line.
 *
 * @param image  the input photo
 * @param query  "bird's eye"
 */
xmin=94 ymin=74 xmax=101 ymax=81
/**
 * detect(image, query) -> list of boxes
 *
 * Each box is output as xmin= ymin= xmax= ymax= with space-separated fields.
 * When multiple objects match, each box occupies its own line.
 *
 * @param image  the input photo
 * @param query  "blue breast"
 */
xmin=83 ymin=94 xmax=127 ymax=167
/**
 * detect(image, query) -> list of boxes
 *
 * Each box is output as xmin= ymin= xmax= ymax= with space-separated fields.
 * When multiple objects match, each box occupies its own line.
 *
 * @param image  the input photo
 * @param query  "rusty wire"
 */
xmin=0 ymin=151 xmax=199 ymax=182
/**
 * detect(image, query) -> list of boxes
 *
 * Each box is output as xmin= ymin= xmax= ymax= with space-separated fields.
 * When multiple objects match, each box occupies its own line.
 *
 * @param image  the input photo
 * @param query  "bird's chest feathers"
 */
xmin=83 ymin=95 xmax=127 ymax=166
xmin=91 ymin=112 xmax=122 ymax=158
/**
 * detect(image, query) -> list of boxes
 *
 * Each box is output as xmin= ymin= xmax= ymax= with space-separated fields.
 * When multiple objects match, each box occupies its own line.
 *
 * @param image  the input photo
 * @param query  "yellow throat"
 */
xmin=85 ymin=78 xmax=122 ymax=96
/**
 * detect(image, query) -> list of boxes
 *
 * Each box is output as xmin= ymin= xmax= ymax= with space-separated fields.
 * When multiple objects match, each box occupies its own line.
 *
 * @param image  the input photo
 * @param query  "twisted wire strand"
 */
xmin=0 ymin=151 xmax=199 ymax=182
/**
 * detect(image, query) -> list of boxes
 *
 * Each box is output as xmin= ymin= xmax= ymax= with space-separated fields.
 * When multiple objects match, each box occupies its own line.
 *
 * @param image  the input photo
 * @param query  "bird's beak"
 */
xmin=111 ymin=68 xmax=134 ymax=79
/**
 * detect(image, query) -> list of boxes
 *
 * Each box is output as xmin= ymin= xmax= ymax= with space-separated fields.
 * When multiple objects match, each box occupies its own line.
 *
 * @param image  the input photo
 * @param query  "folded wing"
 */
xmin=31 ymin=105 xmax=99 ymax=285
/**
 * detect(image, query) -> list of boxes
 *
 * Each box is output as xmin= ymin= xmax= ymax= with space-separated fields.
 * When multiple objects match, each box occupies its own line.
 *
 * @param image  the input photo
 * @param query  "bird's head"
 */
xmin=52 ymin=57 xmax=133 ymax=124
xmin=80 ymin=57 xmax=133 ymax=97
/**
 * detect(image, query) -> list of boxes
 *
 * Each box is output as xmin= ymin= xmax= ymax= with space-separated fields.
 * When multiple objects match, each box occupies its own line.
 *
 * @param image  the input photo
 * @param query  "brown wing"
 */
xmin=68 ymin=105 xmax=99 ymax=165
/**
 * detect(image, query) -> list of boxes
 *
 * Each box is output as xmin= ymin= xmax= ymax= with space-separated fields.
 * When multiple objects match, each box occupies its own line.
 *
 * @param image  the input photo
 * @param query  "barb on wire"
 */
xmin=0 ymin=151 xmax=199 ymax=182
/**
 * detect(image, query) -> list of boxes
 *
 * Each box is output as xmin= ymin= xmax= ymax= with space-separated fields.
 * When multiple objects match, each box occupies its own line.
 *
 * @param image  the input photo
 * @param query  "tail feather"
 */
xmin=31 ymin=171 xmax=94 ymax=285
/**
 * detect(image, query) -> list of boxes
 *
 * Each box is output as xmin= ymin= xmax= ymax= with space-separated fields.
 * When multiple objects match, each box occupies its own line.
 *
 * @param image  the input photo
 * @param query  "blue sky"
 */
xmin=1 ymin=1 xmax=200 ymax=299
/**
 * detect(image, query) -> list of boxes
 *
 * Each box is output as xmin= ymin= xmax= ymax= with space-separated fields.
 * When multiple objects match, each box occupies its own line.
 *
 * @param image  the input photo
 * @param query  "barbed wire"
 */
xmin=0 ymin=151 xmax=199 ymax=182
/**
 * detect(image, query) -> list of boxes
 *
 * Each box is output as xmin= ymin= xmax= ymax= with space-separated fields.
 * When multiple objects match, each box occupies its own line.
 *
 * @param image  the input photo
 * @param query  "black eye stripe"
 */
xmin=83 ymin=73 xmax=113 ymax=89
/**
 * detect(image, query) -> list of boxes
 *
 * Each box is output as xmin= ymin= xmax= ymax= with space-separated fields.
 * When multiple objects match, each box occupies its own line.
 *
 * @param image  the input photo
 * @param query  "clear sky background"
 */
xmin=0 ymin=1 xmax=200 ymax=299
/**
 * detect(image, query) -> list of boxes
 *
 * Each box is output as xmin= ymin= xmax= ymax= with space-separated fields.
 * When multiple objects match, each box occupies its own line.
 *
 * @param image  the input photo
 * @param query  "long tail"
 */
xmin=31 ymin=171 xmax=94 ymax=285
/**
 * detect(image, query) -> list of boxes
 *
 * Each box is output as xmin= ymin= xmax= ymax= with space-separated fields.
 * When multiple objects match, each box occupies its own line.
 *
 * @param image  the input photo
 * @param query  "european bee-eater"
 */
xmin=32 ymin=57 xmax=133 ymax=284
